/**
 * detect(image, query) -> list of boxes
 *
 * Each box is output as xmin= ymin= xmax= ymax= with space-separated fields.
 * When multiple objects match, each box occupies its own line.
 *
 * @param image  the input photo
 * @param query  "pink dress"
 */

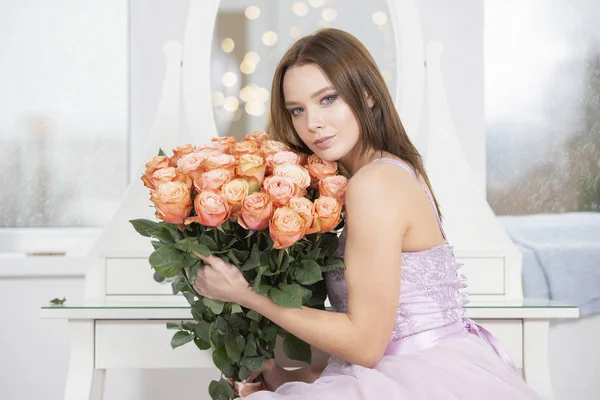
xmin=242 ymin=158 xmax=541 ymax=399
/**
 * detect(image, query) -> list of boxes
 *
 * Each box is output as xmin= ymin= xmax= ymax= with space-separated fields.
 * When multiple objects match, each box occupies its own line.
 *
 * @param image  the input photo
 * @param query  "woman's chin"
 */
xmin=313 ymin=146 xmax=348 ymax=162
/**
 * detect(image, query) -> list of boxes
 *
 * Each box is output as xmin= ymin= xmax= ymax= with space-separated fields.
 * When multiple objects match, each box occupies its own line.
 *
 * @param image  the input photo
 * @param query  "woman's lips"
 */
xmin=314 ymin=135 xmax=335 ymax=149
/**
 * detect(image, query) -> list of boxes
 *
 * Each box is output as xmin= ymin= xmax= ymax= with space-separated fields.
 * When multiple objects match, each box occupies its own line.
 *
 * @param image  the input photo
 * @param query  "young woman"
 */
xmin=191 ymin=28 xmax=540 ymax=399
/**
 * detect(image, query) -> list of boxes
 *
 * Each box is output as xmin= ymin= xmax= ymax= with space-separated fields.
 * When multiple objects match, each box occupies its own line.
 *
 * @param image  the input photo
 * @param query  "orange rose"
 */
xmin=185 ymin=190 xmax=230 ymax=227
xmin=239 ymin=192 xmax=274 ymax=230
xmin=244 ymin=131 xmax=270 ymax=142
xmin=267 ymin=151 xmax=300 ymax=174
xmin=204 ymin=154 xmax=238 ymax=174
xmin=314 ymin=196 xmax=342 ymax=233
xmin=318 ymin=175 xmax=348 ymax=205
xmin=306 ymin=155 xmax=338 ymax=180
xmin=152 ymin=167 xmax=192 ymax=189
xmin=195 ymin=145 xmax=225 ymax=160
xmin=261 ymin=140 xmax=290 ymax=159
xmin=288 ymin=197 xmax=319 ymax=234
xmin=150 ymin=181 xmax=193 ymax=224
xmin=172 ymin=144 xmax=196 ymax=164
xmin=142 ymin=155 xmax=170 ymax=189
xmin=177 ymin=152 xmax=206 ymax=181
xmin=209 ymin=136 xmax=236 ymax=153
xmin=195 ymin=168 xmax=234 ymax=192
xmin=262 ymin=175 xmax=299 ymax=207
xmin=295 ymin=151 xmax=310 ymax=165
xmin=269 ymin=207 xmax=306 ymax=249
xmin=231 ymin=140 xmax=261 ymax=158
xmin=237 ymin=153 xmax=267 ymax=186
xmin=273 ymin=164 xmax=311 ymax=192
xmin=221 ymin=178 xmax=250 ymax=214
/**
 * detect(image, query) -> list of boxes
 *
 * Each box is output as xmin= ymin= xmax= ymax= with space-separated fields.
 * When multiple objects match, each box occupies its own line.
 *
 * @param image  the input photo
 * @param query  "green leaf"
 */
xmin=203 ymin=298 xmax=225 ymax=315
xmin=161 ymin=222 xmax=182 ymax=242
xmin=305 ymin=247 xmax=321 ymax=260
xmin=256 ymin=283 xmax=272 ymax=296
xmin=252 ymin=265 xmax=266 ymax=291
xmin=269 ymin=283 xmax=303 ymax=308
xmin=149 ymin=245 xmax=183 ymax=267
xmin=294 ymin=259 xmax=323 ymax=285
xmin=230 ymin=303 xmax=243 ymax=314
xmin=173 ymin=237 xmax=196 ymax=251
xmin=208 ymin=378 xmax=235 ymax=400
xmin=166 ymin=322 xmax=182 ymax=330
xmin=244 ymin=336 xmax=258 ymax=357
xmin=261 ymin=324 xmax=278 ymax=342
xmin=158 ymin=148 xmax=166 ymax=156
xmin=150 ymin=241 xmax=166 ymax=250
xmin=129 ymin=219 xmax=163 ymax=238
xmin=182 ymin=291 xmax=196 ymax=306
xmin=214 ymin=316 xmax=230 ymax=334
xmin=299 ymin=285 xmax=313 ymax=304
xmin=245 ymin=310 xmax=262 ymax=322
xmin=228 ymin=314 xmax=249 ymax=333
xmin=186 ymin=261 xmax=201 ymax=285
xmin=212 ymin=347 xmax=231 ymax=371
xmin=283 ymin=333 xmax=312 ymax=364
xmin=188 ymin=240 xmax=211 ymax=257
xmin=199 ymin=234 xmax=218 ymax=252
xmin=320 ymin=233 xmax=340 ymax=257
xmin=191 ymin=300 xmax=207 ymax=320
xmin=194 ymin=321 xmax=211 ymax=343
xmin=194 ymin=337 xmax=211 ymax=350
xmin=170 ymin=331 xmax=194 ymax=349
xmin=238 ymin=365 xmax=251 ymax=381
xmin=49 ymin=297 xmax=66 ymax=305
xmin=170 ymin=275 xmax=187 ymax=295
xmin=225 ymin=332 xmax=245 ymax=363
xmin=241 ymin=244 xmax=261 ymax=271
xmin=244 ymin=356 xmax=265 ymax=372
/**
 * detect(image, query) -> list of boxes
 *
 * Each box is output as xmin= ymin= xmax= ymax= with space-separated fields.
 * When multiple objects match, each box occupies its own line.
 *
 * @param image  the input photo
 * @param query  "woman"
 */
xmin=191 ymin=28 xmax=540 ymax=399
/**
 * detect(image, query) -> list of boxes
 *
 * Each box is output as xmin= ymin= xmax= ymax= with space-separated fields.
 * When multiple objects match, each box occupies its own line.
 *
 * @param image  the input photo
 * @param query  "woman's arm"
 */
xmin=240 ymin=167 xmax=410 ymax=368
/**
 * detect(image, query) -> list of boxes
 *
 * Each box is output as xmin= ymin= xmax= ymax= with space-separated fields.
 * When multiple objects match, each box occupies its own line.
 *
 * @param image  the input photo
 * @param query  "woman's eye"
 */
xmin=322 ymin=95 xmax=336 ymax=104
xmin=290 ymin=107 xmax=303 ymax=116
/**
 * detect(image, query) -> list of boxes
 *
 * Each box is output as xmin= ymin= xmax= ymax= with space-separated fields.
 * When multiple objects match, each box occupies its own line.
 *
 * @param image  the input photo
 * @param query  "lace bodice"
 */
xmin=325 ymin=228 xmax=468 ymax=341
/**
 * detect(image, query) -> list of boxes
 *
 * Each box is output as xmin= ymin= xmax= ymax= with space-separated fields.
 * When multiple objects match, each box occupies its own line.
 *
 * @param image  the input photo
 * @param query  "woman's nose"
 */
xmin=307 ymin=109 xmax=325 ymax=133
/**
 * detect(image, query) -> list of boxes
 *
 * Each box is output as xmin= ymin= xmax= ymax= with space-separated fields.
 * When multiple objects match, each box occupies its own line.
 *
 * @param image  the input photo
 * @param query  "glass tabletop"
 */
xmin=41 ymin=298 xmax=577 ymax=310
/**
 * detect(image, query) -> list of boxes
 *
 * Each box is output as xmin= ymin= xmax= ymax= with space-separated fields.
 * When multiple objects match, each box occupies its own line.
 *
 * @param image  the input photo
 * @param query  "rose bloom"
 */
xmin=231 ymin=140 xmax=261 ymax=158
xmin=142 ymin=155 xmax=170 ymax=189
xmin=209 ymin=136 xmax=236 ymax=153
xmin=177 ymin=152 xmax=207 ymax=181
xmin=221 ymin=178 xmax=250 ymax=210
xmin=239 ymin=192 xmax=273 ymax=231
xmin=288 ymin=197 xmax=319 ymax=234
xmin=150 ymin=181 xmax=193 ymax=224
xmin=244 ymin=130 xmax=270 ymax=142
xmin=306 ymin=154 xmax=338 ymax=180
xmin=237 ymin=153 xmax=267 ymax=186
xmin=185 ymin=190 xmax=230 ymax=227
xmin=203 ymin=153 xmax=238 ymax=174
xmin=194 ymin=168 xmax=234 ymax=192
xmin=261 ymin=140 xmax=290 ymax=159
xmin=152 ymin=167 xmax=192 ymax=190
xmin=171 ymin=144 xmax=196 ymax=164
xmin=273 ymin=163 xmax=311 ymax=192
xmin=318 ymin=175 xmax=348 ymax=205
xmin=262 ymin=175 xmax=300 ymax=207
xmin=269 ymin=206 xmax=306 ymax=249
xmin=267 ymin=151 xmax=300 ymax=174
xmin=314 ymin=196 xmax=342 ymax=233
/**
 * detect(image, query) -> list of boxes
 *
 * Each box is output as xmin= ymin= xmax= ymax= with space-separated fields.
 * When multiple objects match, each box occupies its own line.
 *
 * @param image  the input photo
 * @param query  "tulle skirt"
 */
xmin=240 ymin=327 xmax=541 ymax=399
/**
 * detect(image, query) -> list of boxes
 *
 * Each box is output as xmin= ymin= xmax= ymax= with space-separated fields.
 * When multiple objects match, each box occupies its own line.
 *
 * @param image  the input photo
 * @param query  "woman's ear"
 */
xmin=364 ymin=90 xmax=375 ymax=108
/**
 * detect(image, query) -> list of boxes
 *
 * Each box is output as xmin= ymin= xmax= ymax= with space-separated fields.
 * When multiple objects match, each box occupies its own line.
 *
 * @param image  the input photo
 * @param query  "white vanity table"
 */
xmin=39 ymin=0 xmax=579 ymax=399
xmin=40 ymin=299 xmax=578 ymax=400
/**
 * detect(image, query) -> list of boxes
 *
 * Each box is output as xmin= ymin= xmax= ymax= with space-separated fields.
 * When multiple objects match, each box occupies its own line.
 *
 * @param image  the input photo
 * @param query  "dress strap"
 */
xmin=372 ymin=157 xmax=447 ymax=241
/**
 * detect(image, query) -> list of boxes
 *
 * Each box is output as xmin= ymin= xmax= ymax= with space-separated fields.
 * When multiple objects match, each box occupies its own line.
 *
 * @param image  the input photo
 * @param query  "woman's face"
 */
xmin=282 ymin=63 xmax=361 ymax=162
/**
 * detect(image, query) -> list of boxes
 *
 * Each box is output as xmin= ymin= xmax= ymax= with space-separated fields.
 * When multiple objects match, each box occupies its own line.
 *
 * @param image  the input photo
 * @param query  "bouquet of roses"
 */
xmin=129 ymin=131 xmax=347 ymax=399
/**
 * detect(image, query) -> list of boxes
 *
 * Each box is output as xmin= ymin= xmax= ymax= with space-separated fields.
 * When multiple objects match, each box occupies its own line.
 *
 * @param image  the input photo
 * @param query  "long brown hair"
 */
xmin=269 ymin=28 xmax=442 ymax=218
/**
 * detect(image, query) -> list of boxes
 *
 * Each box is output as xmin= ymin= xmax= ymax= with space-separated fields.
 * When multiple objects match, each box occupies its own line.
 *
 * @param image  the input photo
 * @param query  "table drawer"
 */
xmin=457 ymin=257 xmax=505 ymax=295
xmin=106 ymin=258 xmax=173 ymax=295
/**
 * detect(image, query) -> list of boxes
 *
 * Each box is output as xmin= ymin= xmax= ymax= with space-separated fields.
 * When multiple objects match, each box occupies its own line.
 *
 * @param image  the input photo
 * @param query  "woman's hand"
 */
xmin=188 ymin=253 xmax=252 ymax=305
xmin=246 ymin=359 xmax=290 ymax=392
